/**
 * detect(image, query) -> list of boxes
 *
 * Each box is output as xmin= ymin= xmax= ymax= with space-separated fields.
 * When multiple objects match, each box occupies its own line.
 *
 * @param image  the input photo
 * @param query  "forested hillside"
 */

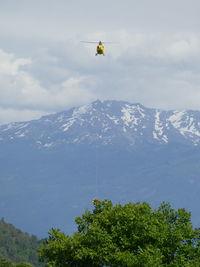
xmin=0 ymin=218 xmax=41 ymax=266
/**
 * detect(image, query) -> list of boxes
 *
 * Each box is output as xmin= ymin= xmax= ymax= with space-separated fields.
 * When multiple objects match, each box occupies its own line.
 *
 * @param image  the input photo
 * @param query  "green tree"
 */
xmin=39 ymin=200 xmax=200 ymax=266
xmin=0 ymin=258 xmax=14 ymax=267
xmin=0 ymin=218 xmax=41 ymax=266
xmin=15 ymin=262 xmax=34 ymax=267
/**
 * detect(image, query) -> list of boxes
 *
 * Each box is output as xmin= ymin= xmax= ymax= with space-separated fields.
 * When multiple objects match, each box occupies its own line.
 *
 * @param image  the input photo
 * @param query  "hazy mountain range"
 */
xmin=1 ymin=100 xmax=200 ymax=236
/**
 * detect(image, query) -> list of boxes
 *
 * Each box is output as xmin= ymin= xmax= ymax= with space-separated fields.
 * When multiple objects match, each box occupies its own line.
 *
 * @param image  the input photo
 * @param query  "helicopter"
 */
xmin=96 ymin=41 xmax=105 ymax=56
xmin=80 ymin=40 xmax=117 ymax=56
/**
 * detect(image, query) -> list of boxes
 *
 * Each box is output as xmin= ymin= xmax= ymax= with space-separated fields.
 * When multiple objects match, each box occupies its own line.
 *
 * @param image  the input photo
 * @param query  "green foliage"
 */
xmin=0 ymin=258 xmax=35 ymax=267
xmin=0 ymin=218 xmax=41 ymax=266
xmin=39 ymin=200 xmax=200 ymax=266
xmin=15 ymin=262 xmax=34 ymax=267
xmin=0 ymin=258 xmax=14 ymax=267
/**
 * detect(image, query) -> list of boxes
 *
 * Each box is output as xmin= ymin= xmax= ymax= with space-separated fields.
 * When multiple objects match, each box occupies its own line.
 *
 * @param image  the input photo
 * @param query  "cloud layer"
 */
xmin=0 ymin=1 xmax=200 ymax=124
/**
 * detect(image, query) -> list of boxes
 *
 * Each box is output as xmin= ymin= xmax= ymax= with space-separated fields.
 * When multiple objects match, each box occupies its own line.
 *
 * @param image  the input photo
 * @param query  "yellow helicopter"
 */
xmin=96 ymin=41 xmax=105 ymax=56
xmin=81 ymin=41 xmax=116 ymax=56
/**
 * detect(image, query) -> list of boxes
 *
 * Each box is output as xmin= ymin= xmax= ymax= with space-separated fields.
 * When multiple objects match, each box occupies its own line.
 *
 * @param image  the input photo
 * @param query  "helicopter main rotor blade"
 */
xmin=80 ymin=41 xmax=99 ymax=44
xmin=80 ymin=41 xmax=119 ymax=44
xmin=102 ymin=42 xmax=119 ymax=44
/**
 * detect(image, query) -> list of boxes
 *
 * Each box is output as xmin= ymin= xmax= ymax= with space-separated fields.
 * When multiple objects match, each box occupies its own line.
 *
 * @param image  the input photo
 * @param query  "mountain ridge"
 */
xmin=1 ymin=100 xmax=200 ymax=236
xmin=1 ymin=100 xmax=200 ymax=148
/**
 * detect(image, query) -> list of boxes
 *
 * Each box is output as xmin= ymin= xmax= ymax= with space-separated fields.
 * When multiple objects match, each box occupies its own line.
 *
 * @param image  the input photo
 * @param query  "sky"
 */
xmin=0 ymin=0 xmax=200 ymax=124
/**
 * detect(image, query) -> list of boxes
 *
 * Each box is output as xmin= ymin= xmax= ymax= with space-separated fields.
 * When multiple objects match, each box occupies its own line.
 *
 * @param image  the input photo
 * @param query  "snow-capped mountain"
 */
xmin=1 ymin=100 xmax=200 ymax=147
xmin=1 ymin=100 xmax=200 ymax=237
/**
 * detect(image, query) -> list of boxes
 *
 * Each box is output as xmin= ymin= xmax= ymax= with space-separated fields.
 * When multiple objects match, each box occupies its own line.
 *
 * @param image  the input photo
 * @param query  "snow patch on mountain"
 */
xmin=168 ymin=111 xmax=200 ymax=144
xmin=168 ymin=111 xmax=186 ymax=130
xmin=1 ymin=100 xmax=200 ymax=147
xmin=62 ymin=119 xmax=76 ymax=132
xmin=106 ymin=115 xmax=119 ymax=125
xmin=74 ymin=103 xmax=92 ymax=116
xmin=62 ymin=103 xmax=92 ymax=132
xmin=121 ymin=104 xmax=145 ymax=128
xmin=153 ymin=111 xmax=168 ymax=143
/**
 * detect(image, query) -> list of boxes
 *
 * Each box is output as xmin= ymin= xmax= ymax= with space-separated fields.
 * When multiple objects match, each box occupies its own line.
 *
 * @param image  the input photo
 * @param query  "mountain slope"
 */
xmin=1 ymin=100 xmax=200 ymax=147
xmin=0 ymin=100 xmax=200 ymax=236
xmin=0 ymin=218 xmax=41 ymax=266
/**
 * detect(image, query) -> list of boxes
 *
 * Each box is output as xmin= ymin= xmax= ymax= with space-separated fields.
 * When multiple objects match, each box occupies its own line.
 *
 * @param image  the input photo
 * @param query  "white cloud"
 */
xmin=0 ymin=49 xmax=96 ymax=124
xmin=166 ymin=34 xmax=200 ymax=61
xmin=0 ymin=50 xmax=31 ymax=75
xmin=1 ymin=1 xmax=200 ymax=124
xmin=2 ymin=30 xmax=200 ymax=125
xmin=0 ymin=108 xmax=47 ymax=125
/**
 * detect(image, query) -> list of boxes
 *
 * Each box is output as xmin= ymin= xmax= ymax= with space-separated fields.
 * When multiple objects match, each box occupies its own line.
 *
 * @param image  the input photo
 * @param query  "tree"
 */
xmin=39 ymin=200 xmax=200 ymax=266
xmin=0 ymin=258 xmax=14 ymax=267
xmin=0 ymin=218 xmax=41 ymax=266
xmin=15 ymin=263 xmax=34 ymax=267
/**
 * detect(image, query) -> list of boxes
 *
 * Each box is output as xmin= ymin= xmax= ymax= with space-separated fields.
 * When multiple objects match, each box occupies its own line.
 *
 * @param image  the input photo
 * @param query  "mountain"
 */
xmin=1 ymin=100 xmax=200 ymax=147
xmin=0 ymin=218 xmax=41 ymax=266
xmin=0 ymin=100 xmax=200 ymax=236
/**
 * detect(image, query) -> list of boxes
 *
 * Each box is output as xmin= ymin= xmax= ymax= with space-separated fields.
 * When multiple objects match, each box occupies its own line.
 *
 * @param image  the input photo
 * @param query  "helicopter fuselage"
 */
xmin=96 ymin=44 xmax=104 ymax=55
